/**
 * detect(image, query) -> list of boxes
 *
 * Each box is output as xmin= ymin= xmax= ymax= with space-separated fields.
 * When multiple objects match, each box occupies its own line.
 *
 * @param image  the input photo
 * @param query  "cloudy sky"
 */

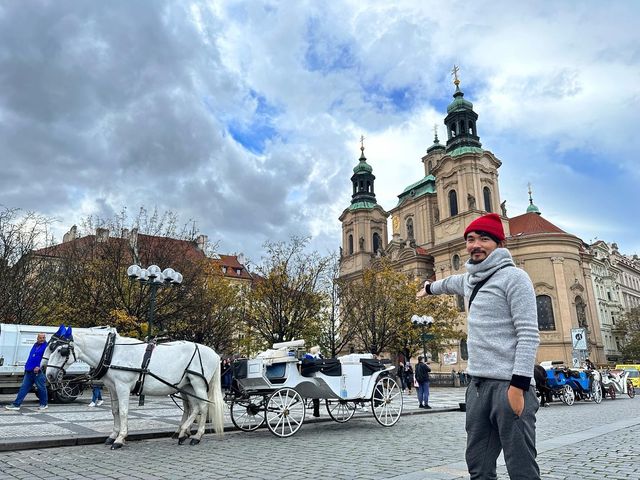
xmin=1 ymin=0 xmax=639 ymax=263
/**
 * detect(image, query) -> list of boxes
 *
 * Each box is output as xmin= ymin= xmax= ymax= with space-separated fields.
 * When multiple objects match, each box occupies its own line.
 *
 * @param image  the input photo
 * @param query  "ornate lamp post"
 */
xmin=126 ymin=264 xmax=183 ymax=340
xmin=127 ymin=264 xmax=182 ymax=407
xmin=411 ymin=314 xmax=434 ymax=361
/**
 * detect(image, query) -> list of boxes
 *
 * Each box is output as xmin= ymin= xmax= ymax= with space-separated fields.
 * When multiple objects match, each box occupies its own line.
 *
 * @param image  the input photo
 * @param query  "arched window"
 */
xmin=348 ymin=235 xmax=353 ymax=255
xmin=449 ymin=190 xmax=458 ymax=216
xmin=483 ymin=187 xmax=492 ymax=212
xmin=406 ymin=217 xmax=414 ymax=239
xmin=427 ymin=160 xmax=432 ymax=174
xmin=372 ymin=233 xmax=381 ymax=253
xmin=536 ymin=295 xmax=556 ymax=331
xmin=575 ymin=296 xmax=588 ymax=328
xmin=452 ymin=254 xmax=461 ymax=271
xmin=366 ymin=181 xmax=371 ymax=193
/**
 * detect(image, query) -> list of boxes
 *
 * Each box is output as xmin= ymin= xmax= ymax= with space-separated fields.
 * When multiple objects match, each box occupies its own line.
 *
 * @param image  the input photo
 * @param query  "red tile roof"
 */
xmin=212 ymin=255 xmax=253 ymax=280
xmin=508 ymin=212 xmax=565 ymax=237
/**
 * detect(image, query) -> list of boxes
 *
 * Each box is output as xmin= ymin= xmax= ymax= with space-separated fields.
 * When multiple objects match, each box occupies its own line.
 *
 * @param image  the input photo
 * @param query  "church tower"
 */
xmin=339 ymin=140 xmax=389 ymax=279
xmin=428 ymin=68 xmax=507 ymax=278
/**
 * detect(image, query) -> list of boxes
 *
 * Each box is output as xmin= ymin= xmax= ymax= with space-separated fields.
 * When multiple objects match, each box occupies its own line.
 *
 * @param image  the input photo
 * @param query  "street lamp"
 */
xmin=411 ymin=314 xmax=434 ymax=361
xmin=127 ymin=264 xmax=182 ymax=406
xmin=127 ymin=264 xmax=183 ymax=340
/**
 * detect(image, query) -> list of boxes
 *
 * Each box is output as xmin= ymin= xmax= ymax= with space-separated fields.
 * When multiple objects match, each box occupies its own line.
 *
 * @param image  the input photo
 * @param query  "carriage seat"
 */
xmin=300 ymin=358 xmax=342 ymax=377
xmin=360 ymin=358 xmax=386 ymax=376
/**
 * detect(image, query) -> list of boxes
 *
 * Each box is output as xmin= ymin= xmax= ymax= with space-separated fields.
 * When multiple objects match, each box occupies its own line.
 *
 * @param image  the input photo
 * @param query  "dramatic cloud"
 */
xmin=1 ymin=0 xmax=638 ymax=262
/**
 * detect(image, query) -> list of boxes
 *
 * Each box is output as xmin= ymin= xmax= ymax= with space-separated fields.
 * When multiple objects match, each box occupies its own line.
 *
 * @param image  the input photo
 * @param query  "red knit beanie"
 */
xmin=463 ymin=213 xmax=505 ymax=242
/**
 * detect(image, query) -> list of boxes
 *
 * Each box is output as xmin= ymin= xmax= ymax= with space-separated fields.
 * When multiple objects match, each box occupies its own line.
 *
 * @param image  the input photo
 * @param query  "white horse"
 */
xmin=43 ymin=326 xmax=224 ymax=449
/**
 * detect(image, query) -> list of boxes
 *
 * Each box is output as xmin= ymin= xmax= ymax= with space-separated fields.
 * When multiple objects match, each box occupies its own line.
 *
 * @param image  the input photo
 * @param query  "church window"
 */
xmin=348 ymin=235 xmax=353 ymax=255
xmin=452 ymin=254 xmax=461 ymax=270
xmin=373 ymin=233 xmax=381 ymax=253
xmin=450 ymin=123 xmax=456 ymax=138
xmin=536 ymin=295 xmax=556 ymax=331
xmin=427 ymin=161 xmax=432 ymax=174
xmin=406 ymin=218 xmax=414 ymax=239
xmin=449 ymin=190 xmax=458 ymax=216
xmin=459 ymin=121 xmax=465 ymax=135
xmin=483 ymin=187 xmax=492 ymax=212
xmin=366 ymin=181 xmax=371 ymax=193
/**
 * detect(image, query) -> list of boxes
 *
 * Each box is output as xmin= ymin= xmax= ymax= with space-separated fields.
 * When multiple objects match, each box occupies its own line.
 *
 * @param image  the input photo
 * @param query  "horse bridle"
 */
xmin=42 ymin=334 xmax=77 ymax=377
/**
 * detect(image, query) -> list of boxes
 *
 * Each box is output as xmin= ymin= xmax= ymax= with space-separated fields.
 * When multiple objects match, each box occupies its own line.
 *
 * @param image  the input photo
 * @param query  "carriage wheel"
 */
xmin=627 ymin=381 xmax=635 ymax=398
xmin=265 ymin=388 xmax=305 ymax=438
xmin=561 ymin=385 xmax=575 ymax=406
xmin=325 ymin=399 xmax=356 ymax=423
xmin=591 ymin=382 xmax=602 ymax=404
xmin=230 ymin=395 xmax=265 ymax=432
xmin=371 ymin=376 xmax=403 ymax=427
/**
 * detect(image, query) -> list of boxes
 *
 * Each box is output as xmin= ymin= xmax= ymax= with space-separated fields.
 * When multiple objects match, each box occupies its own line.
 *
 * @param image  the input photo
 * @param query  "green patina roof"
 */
xmin=396 ymin=175 xmax=436 ymax=207
xmin=449 ymin=146 xmax=484 ymax=157
xmin=349 ymin=201 xmax=377 ymax=211
xmin=447 ymin=87 xmax=474 ymax=113
xmin=526 ymin=203 xmax=540 ymax=214
xmin=353 ymin=159 xmax=373 ymax=173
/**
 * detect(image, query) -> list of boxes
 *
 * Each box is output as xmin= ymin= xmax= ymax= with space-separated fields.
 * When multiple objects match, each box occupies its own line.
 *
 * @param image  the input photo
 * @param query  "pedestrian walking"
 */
xmin=88 ymin=384 xmax=104 ymax=407
xmin=417 ymin=213 xmax=540 ymax=479
xmin=404 ymin=362 xmax=414 ymax=394
xmin=5 ymin=332 xmax=49 ymax=412
xmin=415 ymin=356 xmax=431 ymax=408
xmin=397 ymin=362 xmax=406 ymax=391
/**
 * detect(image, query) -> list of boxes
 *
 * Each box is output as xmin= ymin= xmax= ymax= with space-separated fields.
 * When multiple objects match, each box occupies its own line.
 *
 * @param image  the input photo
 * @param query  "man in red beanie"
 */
xmin=417 ymin=213 xmax=540 ymax=479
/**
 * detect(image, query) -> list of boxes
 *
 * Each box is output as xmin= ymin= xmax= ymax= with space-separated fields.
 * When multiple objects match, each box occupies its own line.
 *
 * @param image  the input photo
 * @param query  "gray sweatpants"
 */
xmin=465 ymin=378 xmax=540 ymax=480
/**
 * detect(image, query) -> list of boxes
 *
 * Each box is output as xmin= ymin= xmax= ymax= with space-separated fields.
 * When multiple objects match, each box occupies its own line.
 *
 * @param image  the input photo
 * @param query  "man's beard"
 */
xmin=469 ymin=250 xmax=485 ymax=264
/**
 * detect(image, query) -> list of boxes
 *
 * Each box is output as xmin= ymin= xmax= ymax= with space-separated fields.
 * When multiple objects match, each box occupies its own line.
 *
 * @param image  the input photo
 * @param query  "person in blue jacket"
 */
xmin=5 ymin=332 xmax=49 ymax=411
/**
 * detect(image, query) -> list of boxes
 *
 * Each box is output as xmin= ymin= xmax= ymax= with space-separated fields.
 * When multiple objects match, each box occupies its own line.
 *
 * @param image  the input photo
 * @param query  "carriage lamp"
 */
xmin=411 ymin=315 xmax=434 ymax=361
xmin=127 ymin=264 xmax=183 ymax=406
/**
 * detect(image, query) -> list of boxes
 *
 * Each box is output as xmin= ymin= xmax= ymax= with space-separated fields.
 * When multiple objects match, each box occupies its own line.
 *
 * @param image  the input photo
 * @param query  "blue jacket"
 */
xmin=25 ymin=341 xmax=48 ymax=372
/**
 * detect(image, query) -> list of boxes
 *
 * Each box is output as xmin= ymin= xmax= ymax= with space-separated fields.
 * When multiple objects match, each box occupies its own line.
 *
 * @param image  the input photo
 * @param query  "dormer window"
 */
xmin=222 ymin=266 xmax=227 ymax=274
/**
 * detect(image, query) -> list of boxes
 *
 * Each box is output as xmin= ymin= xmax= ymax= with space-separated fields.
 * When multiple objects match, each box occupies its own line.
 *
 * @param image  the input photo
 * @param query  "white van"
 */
xmin=0 ymin=323 xmax=91 ymax=403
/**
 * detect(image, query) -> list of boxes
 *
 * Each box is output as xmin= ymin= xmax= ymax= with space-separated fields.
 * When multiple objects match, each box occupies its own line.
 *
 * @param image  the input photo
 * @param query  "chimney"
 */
xmin=96 ymin=228 xmax=109 ymax=243
xmin=63 ymin=225 xmax=78 ymax=243
xmin=121 ymin=228 xmax=130 ymax=239
xmin=196 ymin=234 xmax=208 ymax=251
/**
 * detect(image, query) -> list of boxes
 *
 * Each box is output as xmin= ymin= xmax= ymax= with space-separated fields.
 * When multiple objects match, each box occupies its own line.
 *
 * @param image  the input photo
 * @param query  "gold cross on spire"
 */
xmin=451 ymin=64 xmax=460 ymax=86
xmin=433 ymin=123 xmax=439 ymax=141
xmin=360 ymin=134 xmax=366 ymax=152
xmin=528 ymin=182 xmax=534 ymax=204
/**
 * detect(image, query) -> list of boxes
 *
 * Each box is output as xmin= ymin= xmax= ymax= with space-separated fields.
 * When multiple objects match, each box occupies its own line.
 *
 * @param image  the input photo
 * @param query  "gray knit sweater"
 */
xmin=429 ymin=248 xmax=539 ymax=388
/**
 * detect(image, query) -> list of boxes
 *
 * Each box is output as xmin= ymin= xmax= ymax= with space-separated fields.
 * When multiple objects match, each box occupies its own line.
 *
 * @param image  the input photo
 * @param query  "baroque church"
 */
xmin=339 ymin=72 xmax=605 ymax=369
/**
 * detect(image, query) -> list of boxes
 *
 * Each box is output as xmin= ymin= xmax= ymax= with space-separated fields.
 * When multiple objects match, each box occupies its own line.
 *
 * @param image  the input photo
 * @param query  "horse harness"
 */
xmin=47 ymin=332 xmax=212 ymax=403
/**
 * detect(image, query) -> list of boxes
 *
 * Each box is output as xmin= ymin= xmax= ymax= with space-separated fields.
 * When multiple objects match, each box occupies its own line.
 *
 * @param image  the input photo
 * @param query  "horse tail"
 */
xmin=207 ymin=360 xmax=225 ymax=437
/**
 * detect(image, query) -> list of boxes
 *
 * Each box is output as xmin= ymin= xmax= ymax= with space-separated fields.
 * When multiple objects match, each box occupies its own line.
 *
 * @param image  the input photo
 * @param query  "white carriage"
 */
xmin=228 ymin=340 xmax=403 ymax=437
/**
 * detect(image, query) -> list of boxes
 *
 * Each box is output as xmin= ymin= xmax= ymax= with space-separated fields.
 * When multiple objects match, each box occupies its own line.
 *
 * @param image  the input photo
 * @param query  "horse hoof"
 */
xmin=105 ymin=438 xmax=115 ymax=446
xmin=110 ymin=443 xmax=123 ymax=450
xmin=178 ymin=437 xmax=187 ymax=445
xmin=189 ymin=438 xmax=200 ymax=446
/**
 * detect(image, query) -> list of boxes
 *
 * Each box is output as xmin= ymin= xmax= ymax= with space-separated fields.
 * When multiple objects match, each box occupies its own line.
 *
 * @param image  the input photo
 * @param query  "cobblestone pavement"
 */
xmin=0 ymin=387 xmax=464 ymax=449
xmin=0 ymin=390 xmax=638 ymax=479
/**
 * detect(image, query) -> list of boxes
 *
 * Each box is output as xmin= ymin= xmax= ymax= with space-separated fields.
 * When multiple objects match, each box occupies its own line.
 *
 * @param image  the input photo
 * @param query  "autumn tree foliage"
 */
xmin=339 ymin=258 xmax=462 ymax=359
xmin=0 ymin=206 xmax=57 ymax=324
xmin=619 ymin=307 xmax=640 ymax=362
xmin=244 ymin=236 xmax=330 ymax=349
